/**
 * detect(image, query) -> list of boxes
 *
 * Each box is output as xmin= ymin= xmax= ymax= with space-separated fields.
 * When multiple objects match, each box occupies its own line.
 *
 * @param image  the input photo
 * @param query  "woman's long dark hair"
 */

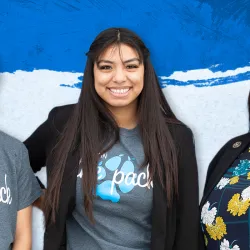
xmin=248 ymin=91 xmax=250 ymax=121
xmin=44 ymin=28 xmax=180 ymax=225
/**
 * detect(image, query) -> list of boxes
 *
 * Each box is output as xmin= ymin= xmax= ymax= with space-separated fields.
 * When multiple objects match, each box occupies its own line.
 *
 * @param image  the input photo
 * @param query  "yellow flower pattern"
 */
xmin=227 ymin=193 xmax=250 ymax=216
xmin=201 ymin=147 xmax=250 ymax=249
xmin=229 ymin=176 xmax=239 ymax=184
xmin=247 ymin=172 xmax=250 ymax=180
xmin=206 ymin=217 xmax=227 ymax=240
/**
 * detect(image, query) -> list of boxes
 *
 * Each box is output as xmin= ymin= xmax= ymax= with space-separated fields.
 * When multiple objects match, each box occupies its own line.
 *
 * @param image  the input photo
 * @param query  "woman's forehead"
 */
xmin=97 ymin=43 xmax=140 ymax=62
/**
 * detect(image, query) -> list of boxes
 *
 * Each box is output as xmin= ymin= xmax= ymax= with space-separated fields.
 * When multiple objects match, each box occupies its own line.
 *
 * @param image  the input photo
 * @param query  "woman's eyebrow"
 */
xmin=97 ymin=60 xmax=113 ymax=65
xmin=97 ymin=58 xmax=140 ymax=65
xmin=123 ymin=58 xmax=141 ymax=63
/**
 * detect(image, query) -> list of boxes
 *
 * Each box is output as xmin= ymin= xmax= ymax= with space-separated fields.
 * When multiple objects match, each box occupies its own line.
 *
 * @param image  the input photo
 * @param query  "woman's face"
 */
xmin=93 ymin=43 xmax=144 ymax=111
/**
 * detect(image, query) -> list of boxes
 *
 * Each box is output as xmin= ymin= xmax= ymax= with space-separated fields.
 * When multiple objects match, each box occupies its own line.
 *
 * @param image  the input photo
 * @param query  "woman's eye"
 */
xmin=126 ymin=64 xmax=139 ymax=69
xmin=99 ymin=65 xmax=112 ymax=70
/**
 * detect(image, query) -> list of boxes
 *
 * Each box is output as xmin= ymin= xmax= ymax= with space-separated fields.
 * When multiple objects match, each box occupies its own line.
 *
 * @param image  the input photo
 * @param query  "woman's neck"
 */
xmin=108 ymin=101 xmax=138 ymax=129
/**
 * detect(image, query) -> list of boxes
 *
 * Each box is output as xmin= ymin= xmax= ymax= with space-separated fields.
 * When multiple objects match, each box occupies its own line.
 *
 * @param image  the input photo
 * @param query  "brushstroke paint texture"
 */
xmin=59 ymin=65 xmax=250 ymax=89
xmin=1 ymin=0 xmax=250 ymax=81
xmin=1 ymin=2 xmax=250 ymax=249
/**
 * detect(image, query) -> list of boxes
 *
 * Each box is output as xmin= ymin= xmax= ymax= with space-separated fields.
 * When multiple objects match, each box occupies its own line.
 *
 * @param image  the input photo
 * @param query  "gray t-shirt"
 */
xmin=0 ymin=131 xmax=42 ymax=250
xmin=67 ymin=127 xmax=153 ymax=250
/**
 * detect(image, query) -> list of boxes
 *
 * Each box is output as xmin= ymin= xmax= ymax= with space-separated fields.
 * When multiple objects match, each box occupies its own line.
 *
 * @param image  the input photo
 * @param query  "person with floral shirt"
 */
xmin=200 ymin=91 xmax=250 ymax=250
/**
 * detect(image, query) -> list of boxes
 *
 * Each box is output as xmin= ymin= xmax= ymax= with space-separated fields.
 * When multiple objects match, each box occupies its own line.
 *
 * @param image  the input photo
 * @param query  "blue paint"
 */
xmin=60 ymin=75 xmax=83 ymax=88
xmin=60 ymin=69 xmax=250 ymax=89
xmin=159 ymin=70 xmax=250 ymax=88
xmin=198 ymin=0 xmax=250 ymax=26
xmin=0 ymin=0 xmax=250 ymax=84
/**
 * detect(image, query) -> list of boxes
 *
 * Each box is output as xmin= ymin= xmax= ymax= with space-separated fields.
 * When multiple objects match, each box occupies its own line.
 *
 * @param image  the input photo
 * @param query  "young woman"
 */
xmin=0 ymin=131 xmax=41 ymax=250
xmin=200 ymin=91 xmax=250 ymax=250
xmin=24 ymin=27 xmax=199 ymax=250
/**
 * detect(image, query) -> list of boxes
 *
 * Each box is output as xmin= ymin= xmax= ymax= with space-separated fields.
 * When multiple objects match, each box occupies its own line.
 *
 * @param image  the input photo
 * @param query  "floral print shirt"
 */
xmin=201 ymin=146 xmax=250 ymax=250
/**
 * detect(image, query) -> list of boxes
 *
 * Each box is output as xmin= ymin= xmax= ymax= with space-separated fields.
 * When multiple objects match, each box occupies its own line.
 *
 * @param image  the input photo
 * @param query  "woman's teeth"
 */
xmin=110 ymin=88 xmax=129 ymax=94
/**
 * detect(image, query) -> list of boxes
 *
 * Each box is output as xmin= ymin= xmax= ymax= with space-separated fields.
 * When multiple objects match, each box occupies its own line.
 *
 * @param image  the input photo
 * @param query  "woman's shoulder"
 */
xmin=48 ymin=104 xmax=76 ymax=133
xmin=48 ymin=103 xmax=75 ymax=119
xmin=204 ymin=132 xmax=250 ymax=192
xmin=221 ymin=132 xmax=250 ymax=148
xmin=209 ymin=132 xmax=250 ymax=164
xmin=167 ymin=122 xmax=194 ymax=145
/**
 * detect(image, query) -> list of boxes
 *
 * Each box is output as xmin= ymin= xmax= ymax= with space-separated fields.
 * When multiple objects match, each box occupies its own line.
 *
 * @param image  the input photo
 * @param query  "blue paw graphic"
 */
xmin=97 ymin=160 xmax=106 ymax=180
xmin=105 ymin=155 xmax=123 ymax=171
xmin=96 ymin=180 xmax=120 ymax=202
xmin=119 ymin=157 xmax=135 ymax=193
xmin=97 ymin=165 xmax=106 ymax=181
xmin=96 ymin=155 xmax=136 ymax=202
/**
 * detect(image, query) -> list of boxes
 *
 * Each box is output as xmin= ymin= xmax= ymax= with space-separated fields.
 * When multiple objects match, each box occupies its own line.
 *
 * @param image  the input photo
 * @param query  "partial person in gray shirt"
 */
xmin=0 ymin=131 xmax=42 ymax=250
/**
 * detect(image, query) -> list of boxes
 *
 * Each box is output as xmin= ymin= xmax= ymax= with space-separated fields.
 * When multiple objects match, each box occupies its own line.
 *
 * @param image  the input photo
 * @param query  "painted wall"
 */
xmin=1 ymin=0 xmax=250 ymax=249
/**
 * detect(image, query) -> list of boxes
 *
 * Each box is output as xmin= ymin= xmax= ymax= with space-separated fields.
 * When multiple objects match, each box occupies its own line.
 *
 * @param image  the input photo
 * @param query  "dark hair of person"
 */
xmin=44 ymin=27 xmax=180 ymax=225
xmin=248 ymin=91 xmax=250 ymax=121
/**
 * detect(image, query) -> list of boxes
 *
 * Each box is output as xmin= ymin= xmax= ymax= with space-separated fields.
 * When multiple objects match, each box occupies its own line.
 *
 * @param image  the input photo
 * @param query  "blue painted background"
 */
xmin=1 ymin=0 xmax=250 ymax=87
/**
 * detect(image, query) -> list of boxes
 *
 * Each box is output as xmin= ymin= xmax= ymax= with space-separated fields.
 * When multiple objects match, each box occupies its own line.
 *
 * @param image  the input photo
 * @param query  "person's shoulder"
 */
xmin=49 ymin=103 xmax=76 ymax=119
xmin=169 ymin=122 xmax=192 ymax=133
xmin=167 ymin=121 xmax=193 ymax=143
xmin=48 ymin=104 xmax=76 ymax=133
xmin=0 ymin=131 xmax=24 ymax=153
xmin=204 ymin=132 xmax=250 ymax=191
xmin=212 ymin=131 xmax=250 ymax=158
xmin=211 ymin=132 xmax=250 ymax=156
xmin=223 ymin=132 xmax=250 ymax=147
xmin=0 ymin=131 xmax=28 ymax=165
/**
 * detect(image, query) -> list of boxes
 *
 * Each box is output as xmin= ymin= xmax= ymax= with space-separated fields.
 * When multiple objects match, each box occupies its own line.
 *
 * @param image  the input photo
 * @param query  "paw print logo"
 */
xmin=96 ymin=155 xmax=136 ymax=203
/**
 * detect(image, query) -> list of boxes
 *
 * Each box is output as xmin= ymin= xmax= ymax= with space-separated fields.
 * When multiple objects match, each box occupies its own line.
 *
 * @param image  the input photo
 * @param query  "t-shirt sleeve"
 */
xmin=16 ymin=143 xmax=42 ymax=211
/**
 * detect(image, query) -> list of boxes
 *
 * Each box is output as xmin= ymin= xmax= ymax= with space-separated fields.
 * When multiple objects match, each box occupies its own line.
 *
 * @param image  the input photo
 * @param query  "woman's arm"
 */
xmin=13 ymin=206 xmax=32 ymax=250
